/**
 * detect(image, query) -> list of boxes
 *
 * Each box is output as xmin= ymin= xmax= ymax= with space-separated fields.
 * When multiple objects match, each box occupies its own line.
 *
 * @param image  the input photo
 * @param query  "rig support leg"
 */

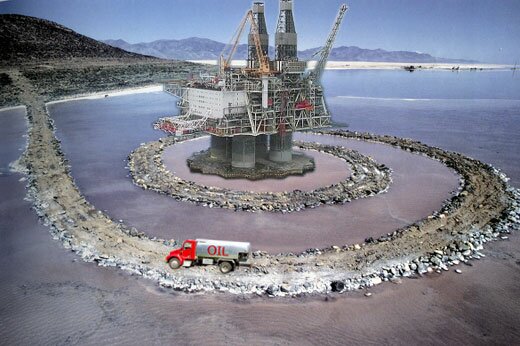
xmin=231 ymin=135 xmax=256 ymax=169
xmin=210 ymin=135 xmax=231 ymax=161
xmin=269 ymin=132 xmax=293 ymax=163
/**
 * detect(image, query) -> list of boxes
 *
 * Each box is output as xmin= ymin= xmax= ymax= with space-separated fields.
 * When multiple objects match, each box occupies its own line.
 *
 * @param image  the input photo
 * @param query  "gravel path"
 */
xmin=7 ymin=68 xmax=520 ymax=297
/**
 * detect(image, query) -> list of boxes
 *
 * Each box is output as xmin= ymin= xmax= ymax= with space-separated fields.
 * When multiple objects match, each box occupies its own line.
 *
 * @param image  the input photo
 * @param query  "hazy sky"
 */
xmin=1 ymin=0 xmax=519 ymax=63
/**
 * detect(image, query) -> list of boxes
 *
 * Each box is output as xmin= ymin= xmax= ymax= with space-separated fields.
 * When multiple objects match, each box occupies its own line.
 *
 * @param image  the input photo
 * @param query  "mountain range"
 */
xmin=0 ymin=13 xmax=476 ymax=64
xmin=103 ymin=37 xmax=477 ymax=63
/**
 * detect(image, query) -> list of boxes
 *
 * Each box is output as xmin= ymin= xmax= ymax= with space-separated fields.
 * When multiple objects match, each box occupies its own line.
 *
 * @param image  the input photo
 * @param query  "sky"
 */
xmin=1 ymin=0 xmax=519 ymax=63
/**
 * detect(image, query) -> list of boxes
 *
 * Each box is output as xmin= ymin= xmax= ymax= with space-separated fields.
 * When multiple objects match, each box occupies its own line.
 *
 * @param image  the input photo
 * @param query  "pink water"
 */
xmin=1 ymin=85 xmax=519 ymax=344
xmin=163 ymin=138 xmax=351 ymax=193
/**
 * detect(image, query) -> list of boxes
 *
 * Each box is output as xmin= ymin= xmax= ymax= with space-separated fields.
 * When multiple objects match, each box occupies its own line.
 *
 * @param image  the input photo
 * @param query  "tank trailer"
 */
xmin=166 ymin=239 xmax=251 ymax=273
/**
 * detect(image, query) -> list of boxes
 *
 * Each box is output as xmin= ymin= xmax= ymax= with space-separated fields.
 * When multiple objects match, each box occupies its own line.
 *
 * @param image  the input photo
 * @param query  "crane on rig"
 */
xmin=219 ymin=9 xmax=271 ymax=76
xmin=309 ymin=4 xmax=348 ymax=84
xmin=158 ymin=1 xmax=348 ymax=170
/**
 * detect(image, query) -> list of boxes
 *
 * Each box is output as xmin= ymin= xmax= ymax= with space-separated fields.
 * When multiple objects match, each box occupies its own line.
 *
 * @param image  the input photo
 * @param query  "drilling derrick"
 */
xmin=248 ymin=2 xmax=269 ymax=70
xmin=275 ymin=0 xmax=297 ymax=61
xmin=160 ymin=1 xmax=348 ymax=179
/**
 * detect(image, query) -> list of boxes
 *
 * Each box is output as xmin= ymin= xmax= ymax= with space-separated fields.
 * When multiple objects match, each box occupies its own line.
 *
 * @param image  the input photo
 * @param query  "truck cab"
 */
xmin=165 ymin=240 xmax=196 ymax=268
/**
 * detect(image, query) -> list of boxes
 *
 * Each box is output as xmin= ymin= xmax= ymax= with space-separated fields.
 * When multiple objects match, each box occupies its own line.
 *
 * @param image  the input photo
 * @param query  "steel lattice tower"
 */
xmin=248 ymin=2 xmax=269 ymax=69
xmin=275 ymin=0 xmax=297 ymax=61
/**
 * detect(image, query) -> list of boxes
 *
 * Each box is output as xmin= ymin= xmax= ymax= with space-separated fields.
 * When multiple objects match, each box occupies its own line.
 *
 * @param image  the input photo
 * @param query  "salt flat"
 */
xmin=189 ymin=59 xmax=514 ymax=70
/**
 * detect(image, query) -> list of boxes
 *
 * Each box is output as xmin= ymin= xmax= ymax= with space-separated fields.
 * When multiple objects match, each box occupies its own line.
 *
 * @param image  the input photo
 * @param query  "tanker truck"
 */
xmin=165 ymin=239 xmax=251 ymax=274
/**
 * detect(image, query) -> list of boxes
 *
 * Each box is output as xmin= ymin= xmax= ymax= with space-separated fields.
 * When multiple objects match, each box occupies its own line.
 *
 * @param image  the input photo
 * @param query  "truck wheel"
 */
xmin=219 ymin=261 xmax=234 ymax=274
xmin=168 ymin=257 xmax=181 ymax=270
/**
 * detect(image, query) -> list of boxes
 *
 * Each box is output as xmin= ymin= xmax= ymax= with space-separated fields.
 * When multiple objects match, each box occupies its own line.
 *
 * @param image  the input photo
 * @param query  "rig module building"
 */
xmin=159 ymin=1 xmax=348 ymax=175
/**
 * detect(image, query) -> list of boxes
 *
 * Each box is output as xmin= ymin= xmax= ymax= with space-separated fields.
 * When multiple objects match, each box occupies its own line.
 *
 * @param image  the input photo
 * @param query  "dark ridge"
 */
xmin=0 ymin=14 xmax=159 ymax=63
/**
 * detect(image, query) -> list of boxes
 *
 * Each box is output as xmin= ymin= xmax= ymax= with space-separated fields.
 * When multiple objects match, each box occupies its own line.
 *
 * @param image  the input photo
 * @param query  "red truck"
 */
xmin=166 ymin=239 xmax=251 ymax=274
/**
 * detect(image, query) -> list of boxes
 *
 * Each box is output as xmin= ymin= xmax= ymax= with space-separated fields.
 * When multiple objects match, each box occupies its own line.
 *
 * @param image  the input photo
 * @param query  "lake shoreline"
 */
xmin=6 ymin=66 xmax=518 ymax=296
xmin=2 ymin=65 xmax=520 ymax=344
xmin=189 ymin=59 xmax=515 ymax=71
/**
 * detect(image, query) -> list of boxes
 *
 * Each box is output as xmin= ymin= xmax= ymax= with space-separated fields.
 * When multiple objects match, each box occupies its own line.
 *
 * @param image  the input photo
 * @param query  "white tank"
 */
xmin=195 ymin=239 xmax=251 ymax=262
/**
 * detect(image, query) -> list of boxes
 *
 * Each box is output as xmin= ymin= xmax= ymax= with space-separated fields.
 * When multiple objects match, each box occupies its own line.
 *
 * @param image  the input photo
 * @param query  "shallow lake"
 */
xmin=324 ymin=69 xmax=520 ymax=187
xmin=1 ymin=69 xmax=519 ymax=344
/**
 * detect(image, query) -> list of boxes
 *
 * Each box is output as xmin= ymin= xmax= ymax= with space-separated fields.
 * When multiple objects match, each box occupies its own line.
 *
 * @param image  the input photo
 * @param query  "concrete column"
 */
xmin=255 ymin=134 xmax=269 ymax=159
xmin=210 ymin=135 xmax=231 ymax=160
xmin=231 ymin=135 xmax=256 ymax=169
xmin=269 ymin=131 xmax=293 ymax=162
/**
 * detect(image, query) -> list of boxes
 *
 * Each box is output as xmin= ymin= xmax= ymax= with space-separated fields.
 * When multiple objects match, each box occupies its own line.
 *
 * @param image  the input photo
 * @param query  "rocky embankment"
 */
xmin=0 ymin=13 xmax=215 ymax=106
xmin=128 ymin=136 xmax=392 ymax=212
xmin=6 ymin=67 xmax=520 ymax=297
xmin=0 ymin=60 xmax=214 ymax=107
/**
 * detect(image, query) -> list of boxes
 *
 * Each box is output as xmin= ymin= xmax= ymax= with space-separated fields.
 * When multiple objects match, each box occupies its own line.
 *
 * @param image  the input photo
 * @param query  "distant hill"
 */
xmin=0 ymin=13 xmax=475 ymax=64
xmin=298 ymin=46 xmax=477 ymax=63
xmin=0 ymin=14 xmax=156 ymax=63
xmin=104 ymin=37 xmax=477 ymax=63
xmin=103 ymin=37 xmax=235 ymax=60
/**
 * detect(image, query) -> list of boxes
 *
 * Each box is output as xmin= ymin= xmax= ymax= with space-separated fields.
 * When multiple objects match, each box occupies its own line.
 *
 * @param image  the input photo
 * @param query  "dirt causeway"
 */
xmin=3 ymin=63 xmax=519 ymax=296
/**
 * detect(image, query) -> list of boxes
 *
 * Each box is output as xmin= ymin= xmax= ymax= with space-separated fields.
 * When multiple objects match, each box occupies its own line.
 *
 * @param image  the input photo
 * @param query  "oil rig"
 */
xmin=157 ymin=1 xmax=348 ymax=179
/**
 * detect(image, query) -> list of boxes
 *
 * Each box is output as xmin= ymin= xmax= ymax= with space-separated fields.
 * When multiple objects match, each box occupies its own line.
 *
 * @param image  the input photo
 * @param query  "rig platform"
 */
xmin=156 ymin=1 xmax=348 ymax=179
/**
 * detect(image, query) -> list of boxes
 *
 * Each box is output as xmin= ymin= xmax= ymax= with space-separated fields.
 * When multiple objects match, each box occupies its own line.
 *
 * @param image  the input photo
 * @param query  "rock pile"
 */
xmin=12 ymin=68 xmax=519 ymax=298
xmin=128 ymin=136 xmax=392 ymax=213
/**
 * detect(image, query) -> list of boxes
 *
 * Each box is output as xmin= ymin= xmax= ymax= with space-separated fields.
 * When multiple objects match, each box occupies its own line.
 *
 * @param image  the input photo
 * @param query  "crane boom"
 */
xmin=219 ymin=10 xmax=270 ymax=76
xmin=219 ymin=11 xmax=249 ymax=75
xmin=310 ymin=4 xmax=348 ymax=83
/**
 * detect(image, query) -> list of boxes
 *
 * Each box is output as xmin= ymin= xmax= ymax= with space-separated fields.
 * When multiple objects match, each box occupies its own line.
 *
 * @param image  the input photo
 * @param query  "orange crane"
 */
xmin=219 ymin=10 xmax=270 ymax=76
